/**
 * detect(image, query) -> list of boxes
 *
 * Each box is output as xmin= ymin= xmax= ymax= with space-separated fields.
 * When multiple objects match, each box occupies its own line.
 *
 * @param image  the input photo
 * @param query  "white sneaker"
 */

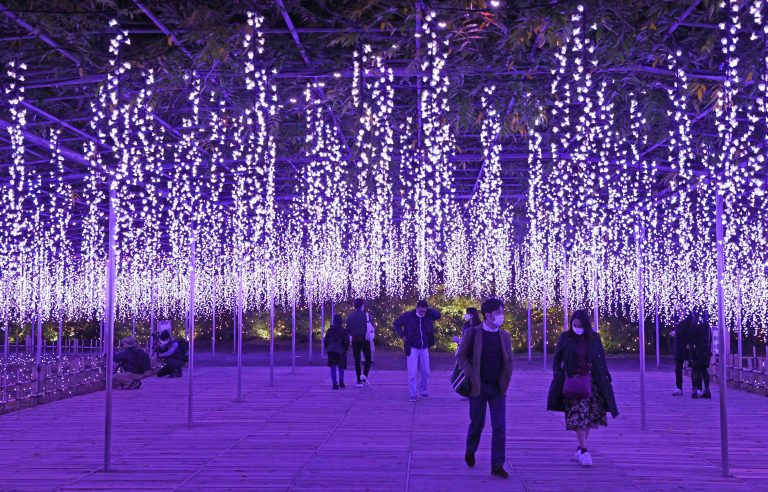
xmin=361 ymin=375 xmax=370 ymax=386
xmin=573 ymin=448 xmax=583 ymax=462
xmin=356 ymin=382 xmax=364 ymax=388
xmin=672 ymin=389 xmax=683 ymax=396
xmin=579 ymin=451 xmax=593 ymax=467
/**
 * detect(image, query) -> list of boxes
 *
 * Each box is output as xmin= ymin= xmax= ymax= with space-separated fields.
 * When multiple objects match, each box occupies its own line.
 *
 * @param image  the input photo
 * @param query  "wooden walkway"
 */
xmin=1 ymin=361 xmax=767 ymax=491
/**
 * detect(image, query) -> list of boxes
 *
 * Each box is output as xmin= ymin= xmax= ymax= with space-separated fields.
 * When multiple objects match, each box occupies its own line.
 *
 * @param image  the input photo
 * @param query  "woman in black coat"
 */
xmin=324 ymin=314 xmax=350 ymax=390
xmin=687 ymin=307 xmax=712 ymax=399
xmin=547 ymin=309 xmax=618 ymax=467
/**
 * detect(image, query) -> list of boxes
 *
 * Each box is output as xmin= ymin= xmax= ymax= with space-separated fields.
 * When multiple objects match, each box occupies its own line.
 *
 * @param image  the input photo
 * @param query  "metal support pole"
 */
xmin=593 ymin=267 xmax=599 ymax=332
xmin=563 ymin=255 xmax=569 ymax=332
xmin=131 ymin=317 xmax=136 ymax=339
xmin=543 ymin=267 xmax=549 ymax=371
xmin=269 ymin=265 xmax=275 ymax=387
xmin=320 ymin=302 xmax=325 ymax=357
xmin=4 ymin=280 xmax=9 ymax=360
xmin=655 ymin=300 xmax=660 ymax=368
xmin=212 ymin=273 xmax=217 ymax=359
xmin=236 ymin=267 xmax=244 ymax=402
xmin=233 ymin=293 xmax=237 ymax=354
xmin=715 ymin=191 xmax=729 ymax=477
xmin=103 ymin=186 xmax=117 ymax=471
xmin=149 ymin=274 xmax=155 ymax=354
xmin=636 ymin=230 xmax=647 ymax=431
xmin=291 ymin=296 xmax=296 ymax=374
xmin=308 ymin=291 xmax=313 ymax=363
xmin=187 ymin=234 xmax=196 ymax=428
xmin=58 ymin=305 xmax=63 ymax=358
xmin=736 ymin=275 xmax=742 ymax=381
xmin=527 ymin=299 xmax=532 ymax=362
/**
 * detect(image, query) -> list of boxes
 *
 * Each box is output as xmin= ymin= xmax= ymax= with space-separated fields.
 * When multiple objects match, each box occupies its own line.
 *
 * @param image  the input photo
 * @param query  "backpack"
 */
xmin=175 ymin=338 xmax=189 ymax=363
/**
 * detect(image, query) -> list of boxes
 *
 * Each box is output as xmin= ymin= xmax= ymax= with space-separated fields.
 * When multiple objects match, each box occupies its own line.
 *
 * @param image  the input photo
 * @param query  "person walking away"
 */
xmin=393 ymin=300 xmax=441 ymax=402
xmin=456 ymin=298 xmax=514 ymax=479
xmin=452 ymin=307 xmax=481 ymax=347
xmin=547 ymin=309 xmax=618 ymax=467
xmin=324 ymin=314 xmax=350 ymax=390
xmin=347 ymin=299 xmax=373 ymax=387
xmin=688 ymin=307 xmax=713 ymax=399
xmin=113 ymin=337 xmax=152 ymax=389
xmin=670 ymin=302 xmax=690 ymax=396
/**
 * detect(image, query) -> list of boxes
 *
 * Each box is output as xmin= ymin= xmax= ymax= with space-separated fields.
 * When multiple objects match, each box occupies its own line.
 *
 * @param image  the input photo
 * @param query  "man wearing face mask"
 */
xmin=456 ymin=298 xmax=514 ymax=479
xmin=393 ymin=300 xmax=441 ymax=402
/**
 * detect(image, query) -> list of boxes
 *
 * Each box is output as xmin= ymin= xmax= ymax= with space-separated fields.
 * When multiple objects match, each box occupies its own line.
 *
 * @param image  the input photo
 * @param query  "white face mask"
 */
xmin=463 ymin=314 xmax=472 ymax=322
xmin=572 ymin=326 xmax=584 ymax=335
xmin=416 ymin=311 xmax=425 ymax=318
xmin=494 ymin=314 xmax=505 ymax=327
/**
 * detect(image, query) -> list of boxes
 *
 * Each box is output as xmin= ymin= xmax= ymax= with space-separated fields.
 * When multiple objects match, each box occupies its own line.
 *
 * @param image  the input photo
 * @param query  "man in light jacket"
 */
xmin=393 ymin=300 xmax=440 ymax=402
xmin=456 ymin=298 xmax=514 ymax=479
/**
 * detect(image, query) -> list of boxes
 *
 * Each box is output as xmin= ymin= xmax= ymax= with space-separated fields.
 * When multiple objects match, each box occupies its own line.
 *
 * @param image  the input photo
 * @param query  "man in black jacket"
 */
xmin=113 ymin=337 xmax=152 ymax=389
xmin=346 ymin=298 xmax=373 ymax=387
xmin=393 ymin=300 xmax=441 ymax=402
xmin=156 ymin=331 xmax=185 ymax=378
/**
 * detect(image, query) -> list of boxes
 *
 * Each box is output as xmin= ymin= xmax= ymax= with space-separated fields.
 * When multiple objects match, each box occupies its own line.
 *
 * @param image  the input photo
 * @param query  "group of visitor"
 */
xmin=670 ymin=303 xmax=713 ymax=398
xmin=112 ymin=329 xmax=189 ymax=390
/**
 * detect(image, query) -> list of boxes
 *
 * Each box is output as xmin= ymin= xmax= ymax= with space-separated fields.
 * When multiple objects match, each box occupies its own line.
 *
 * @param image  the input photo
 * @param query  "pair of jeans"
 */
xmin=157 ymin=360 xmax=183 ymax=377
xmin=352 ymin=339 xmax=372 ymax=382
xmin=691 ymin=363 xmax=710 ymax=391
xmin=407 ymin=347 xmax=430 ymax=398
xmin=675 ymin=359 xmax=685 ymax=390
xmin=466 ymin=383 xmax=506 ymax=468
xmin=331 ymin=366 xmax=345 ymax=385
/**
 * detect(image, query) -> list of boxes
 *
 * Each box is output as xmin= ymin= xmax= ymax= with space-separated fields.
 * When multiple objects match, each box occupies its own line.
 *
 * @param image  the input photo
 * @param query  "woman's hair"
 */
xmin=333 ymin=313 xmax=344 ymax=327
xmin=465 ymin=307 xmax=482 ymax=326
xmin=569 ymin=309 xmax=594 ymax=339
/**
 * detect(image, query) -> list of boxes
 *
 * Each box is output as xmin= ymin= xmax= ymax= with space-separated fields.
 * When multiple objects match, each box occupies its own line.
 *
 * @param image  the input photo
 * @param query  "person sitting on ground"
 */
xmin=324 ymin=313 xmax=350 ymax=390
xmin=113 ymin=337 xmax=152 ymax=390
xmin=156 ymin=330 xmax=186 ymax=378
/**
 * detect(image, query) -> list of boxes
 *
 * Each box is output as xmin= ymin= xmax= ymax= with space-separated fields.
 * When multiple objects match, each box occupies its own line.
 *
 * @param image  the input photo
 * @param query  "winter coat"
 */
xmin=688 ymin=321 xmax=712 ymax=367
xmin=392 ymin=308 xmax=441 ymax=351
xmin=346 ymin=309 xmax=368 ymax=341
xmin=114 ymin=347 xmax=151 ymax=375
xmin=671 ymin=315 xmax=691 ymax=362
xmin=456 ymin=325 xmax=514 ymax=398
xmin=546 ymin=331 xmax=619 ymax=418
xmin=324 ymin=325 xmax=349 ymax=369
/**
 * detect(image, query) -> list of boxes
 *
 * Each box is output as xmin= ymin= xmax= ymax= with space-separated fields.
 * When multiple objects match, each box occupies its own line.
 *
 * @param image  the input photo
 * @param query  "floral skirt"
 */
xmin=564 ymin=381 xmax=608 ymax=431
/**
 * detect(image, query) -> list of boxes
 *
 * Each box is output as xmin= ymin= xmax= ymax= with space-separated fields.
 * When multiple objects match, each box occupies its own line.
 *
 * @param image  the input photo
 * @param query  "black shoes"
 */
xmin=333 ymin=383 xmax=340 ymax=390
xmin=464 ymin=451 xmax=475 ymax=468
xmin=701 ymin=389 xmax=712 ymax=399
xmin=491 ymin=466 xmax=509 ymax=479
xmin=127 ymin=380 xmax=142 ymax=390
xmin=339 ymin=381 xmax=346 ymax=389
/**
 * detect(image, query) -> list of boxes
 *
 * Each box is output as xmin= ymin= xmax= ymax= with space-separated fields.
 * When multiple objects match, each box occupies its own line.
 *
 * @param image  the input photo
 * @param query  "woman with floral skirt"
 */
xmin=547 ymin=309 xmax=618 ymax=467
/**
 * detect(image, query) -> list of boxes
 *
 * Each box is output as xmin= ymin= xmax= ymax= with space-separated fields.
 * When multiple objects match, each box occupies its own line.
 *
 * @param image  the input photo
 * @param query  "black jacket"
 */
xmin=688 ymin=321 xmax=712 ymax=366
xmin=671 ymin=315 xmax=690 ymax=361
xmin=324 ymin=325 xmax=349 ymax=369
xmin=114 ymin=347 xmax=151 ymax=375
xmin=547 ymin=331 xmax=619 ymax=418
xmin=393 ymin=308 xmax=441 ymax=350
xmin=346 ymin=309 xmax=368 ymax=340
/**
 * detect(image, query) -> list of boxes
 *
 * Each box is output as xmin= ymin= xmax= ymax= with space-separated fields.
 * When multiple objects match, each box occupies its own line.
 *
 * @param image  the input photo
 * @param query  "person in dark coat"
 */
xmin=324 ymin=314 xmax=350 ymax=390
xmin=452 ymin=307 xmax=482 ymax=347
xmin=346 ymin=298 xmax=372 ymax=386
xmin=670 ymin=302 xmax=690 ymax=396
xmin=113 ymin=337 xmax=152 ymax=389
xmin=687 ymin=307 xmax=712 ymax=399
xmin=547 ymin=309 xmax=618 ymax=467
xmin=392 ymin=300 xmax=441 ymax=401
xmin=456 ymin=298 xmax=514 ymax=479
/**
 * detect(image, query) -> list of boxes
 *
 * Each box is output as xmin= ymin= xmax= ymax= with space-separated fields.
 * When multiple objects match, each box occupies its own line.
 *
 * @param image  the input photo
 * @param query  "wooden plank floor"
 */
xmin=1 ymin=361 xmax=767 ymax=492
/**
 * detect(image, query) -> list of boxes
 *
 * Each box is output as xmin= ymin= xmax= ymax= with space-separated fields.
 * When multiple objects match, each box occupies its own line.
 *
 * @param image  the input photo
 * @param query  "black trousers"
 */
xmin=157 ymin=359 xmax=183 ymax=377
xmin=691 ymin=363 xmax=710 ymax=391
xmin=675 ymin=359 xmax=685 ymax=390
xmin=352 ymin=340 xmax=372 ymax=382
xmin=466 ymin=383 xmax=506 ymax=468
